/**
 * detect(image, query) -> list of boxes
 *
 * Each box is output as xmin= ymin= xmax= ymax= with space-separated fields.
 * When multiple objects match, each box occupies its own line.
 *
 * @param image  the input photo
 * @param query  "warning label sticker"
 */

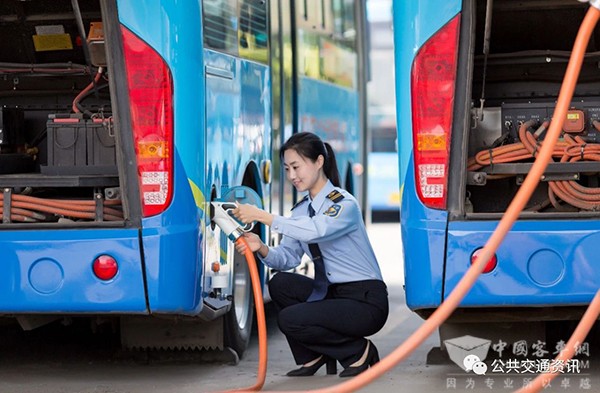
xmin=32 ymin=34 xmax=73 ymax=52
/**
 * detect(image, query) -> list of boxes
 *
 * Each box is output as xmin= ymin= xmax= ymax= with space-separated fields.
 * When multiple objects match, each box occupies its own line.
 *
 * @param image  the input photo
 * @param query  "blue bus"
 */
xmin=395 ymin=1 xmax=600 ymax=347
xmin=368 ymin=110 xmax=400 ymax=221
xmin=0 ymin=0 xmax=368 ymax=356
xmin=365 ymin=0 xmax=399 ymax=221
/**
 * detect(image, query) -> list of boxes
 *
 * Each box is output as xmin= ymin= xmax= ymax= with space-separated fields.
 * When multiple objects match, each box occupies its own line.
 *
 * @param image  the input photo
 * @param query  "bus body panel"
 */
xmin=445 ymin=220 xmax=600 ymax=307
xmin=204 ymin=49 xmax=239 ymax=195
xmin=141 ymin=152 xmax=202 ymax=314
xmin=401 ymin=154 xmax=448 ymax=310
xmin=393 ymin=1 xmax=460 ymax=311
xmin=0 ymin=228 xmax=146 ymax=312
xmin=239 ymin=58 xmax=272 ymax=191
xmin=116 ymin=0 xmax=207 ymax=314
xmin=204 ymin=49 xmax=271 ymax=196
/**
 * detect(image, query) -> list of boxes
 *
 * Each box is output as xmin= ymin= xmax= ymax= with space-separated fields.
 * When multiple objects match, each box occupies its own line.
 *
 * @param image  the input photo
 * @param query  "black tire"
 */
xmin=224 ymin=245 xmax=254 ymax=358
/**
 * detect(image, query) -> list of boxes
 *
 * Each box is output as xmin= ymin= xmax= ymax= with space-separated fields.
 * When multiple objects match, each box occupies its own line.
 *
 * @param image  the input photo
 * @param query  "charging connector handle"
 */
xmin=211 ymin=202 xmax=245 ymax=241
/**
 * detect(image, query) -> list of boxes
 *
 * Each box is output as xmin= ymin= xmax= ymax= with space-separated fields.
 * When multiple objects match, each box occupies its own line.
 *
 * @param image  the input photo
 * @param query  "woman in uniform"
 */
xmin=232 ymin=132 xmax=388 ymax=378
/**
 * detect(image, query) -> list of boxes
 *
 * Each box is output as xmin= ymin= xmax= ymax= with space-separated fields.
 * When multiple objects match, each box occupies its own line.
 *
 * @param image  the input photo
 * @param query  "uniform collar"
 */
xmin=309 ymin=180 xmax=335 ymax=214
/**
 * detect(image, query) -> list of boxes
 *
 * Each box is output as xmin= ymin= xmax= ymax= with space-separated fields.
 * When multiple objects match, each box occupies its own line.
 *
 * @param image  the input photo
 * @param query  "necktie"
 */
xmin=307 ymin=204 xmax=329 ymax=302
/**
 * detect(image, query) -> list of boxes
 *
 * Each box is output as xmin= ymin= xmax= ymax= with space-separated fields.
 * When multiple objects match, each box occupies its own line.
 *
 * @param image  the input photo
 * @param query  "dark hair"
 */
xmin=280 ymin=132 xmax=341 ymax=187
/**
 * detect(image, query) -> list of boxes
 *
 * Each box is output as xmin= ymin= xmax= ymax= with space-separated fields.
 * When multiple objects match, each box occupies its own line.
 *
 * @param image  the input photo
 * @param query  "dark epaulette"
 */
xmin=326 ymin=189 xmax=345 ymax=203
xmin=291 ymin=195 xmax=309 ymax=210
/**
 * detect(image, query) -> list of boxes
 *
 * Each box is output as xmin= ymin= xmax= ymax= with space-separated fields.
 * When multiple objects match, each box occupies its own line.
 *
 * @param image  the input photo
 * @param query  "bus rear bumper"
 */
xmin=444 ymin=221 xmax=600 ymax=308
xmin=0 ymin=228 xmax=147 ymax=313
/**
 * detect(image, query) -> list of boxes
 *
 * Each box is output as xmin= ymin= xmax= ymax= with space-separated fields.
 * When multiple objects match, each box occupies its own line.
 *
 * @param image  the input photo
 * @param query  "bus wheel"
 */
xmin=224 ymin=244 xmax=254 ymax=358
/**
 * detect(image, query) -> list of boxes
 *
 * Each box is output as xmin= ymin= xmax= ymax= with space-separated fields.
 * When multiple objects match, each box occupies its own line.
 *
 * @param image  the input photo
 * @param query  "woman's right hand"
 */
xmin=235 ymin=232 xmax=266 ymax=255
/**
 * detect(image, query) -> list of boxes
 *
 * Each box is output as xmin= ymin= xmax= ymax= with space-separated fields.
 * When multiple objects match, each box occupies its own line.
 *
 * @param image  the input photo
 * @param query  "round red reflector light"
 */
xmin=93 ymin=255 xmax=118 ymax=280
xmin=471 ymin=249 xmax=497 ymax=274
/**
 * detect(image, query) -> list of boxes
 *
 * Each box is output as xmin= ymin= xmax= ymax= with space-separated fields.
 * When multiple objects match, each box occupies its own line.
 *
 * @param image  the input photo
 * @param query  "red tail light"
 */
xmin=411 ymin=15 xmax=460 ymax=209
xmin=471 ymin=248 xmax=497 ymax=274
xmin=93 ymin=255 xmax=119 ymax=280
xmin=121 ymin=26 xmax=174 ymax=217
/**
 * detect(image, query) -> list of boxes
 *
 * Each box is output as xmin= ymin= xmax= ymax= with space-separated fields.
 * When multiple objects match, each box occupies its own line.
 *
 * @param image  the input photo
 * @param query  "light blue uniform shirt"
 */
xmin=261 ymin=181 xmax=383 ymax=284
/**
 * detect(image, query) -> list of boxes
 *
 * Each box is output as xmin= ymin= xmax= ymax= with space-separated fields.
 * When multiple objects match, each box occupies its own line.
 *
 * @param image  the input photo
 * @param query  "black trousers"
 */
xmin=268 ymin=272 xmax=389 ymax=368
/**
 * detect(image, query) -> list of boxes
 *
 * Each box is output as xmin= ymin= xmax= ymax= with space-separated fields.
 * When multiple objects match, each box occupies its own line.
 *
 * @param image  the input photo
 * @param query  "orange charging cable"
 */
xmin=221 ymin=237 xmax=268 ymax=392
xmin=224 ymin=5 xmax=600 ymax=393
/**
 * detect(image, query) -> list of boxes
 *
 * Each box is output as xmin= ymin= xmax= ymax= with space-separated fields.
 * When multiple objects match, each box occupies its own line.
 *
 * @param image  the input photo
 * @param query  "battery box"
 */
xmin=41 ymin=116 xmax=116 ymax=175
xmin=87 ymin=118 xmax=116 ymax=167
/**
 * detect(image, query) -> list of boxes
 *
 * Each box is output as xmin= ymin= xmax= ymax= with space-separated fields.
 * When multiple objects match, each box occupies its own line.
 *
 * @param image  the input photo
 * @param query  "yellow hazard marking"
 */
xmin=220 ymin=248 xmax=228 ymax=264
xmin=188 ymin=179 xmax=205 ymax=210
xmin=32 ymin=34 xmax=73 ymax=51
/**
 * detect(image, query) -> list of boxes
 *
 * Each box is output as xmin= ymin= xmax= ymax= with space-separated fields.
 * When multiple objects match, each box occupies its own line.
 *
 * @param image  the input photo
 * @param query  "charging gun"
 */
xmin=210 ymin=202 xmax=254 ymax=241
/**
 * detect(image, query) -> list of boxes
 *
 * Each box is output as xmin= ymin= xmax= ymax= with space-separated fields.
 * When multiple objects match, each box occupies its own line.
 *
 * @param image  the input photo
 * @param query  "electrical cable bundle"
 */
xmin=0 ymin=193 xmax=123 ymax=222
xmin=0 ymin=62 xmax=91 ymax=76
xmin=468 ymin=119 xmax=600 ymax=211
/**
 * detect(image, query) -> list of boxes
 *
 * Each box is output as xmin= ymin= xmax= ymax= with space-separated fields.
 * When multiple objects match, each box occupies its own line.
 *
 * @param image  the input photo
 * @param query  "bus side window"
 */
xmin=203 ymin=0 xmax=238 ymax=54
xmin=317 ymin=0 xmax=357 ymax=88
xmin=333 ymin=0 xmax=356 ymax=48
xmin=238 ymin=0 xmax=268 ymax=62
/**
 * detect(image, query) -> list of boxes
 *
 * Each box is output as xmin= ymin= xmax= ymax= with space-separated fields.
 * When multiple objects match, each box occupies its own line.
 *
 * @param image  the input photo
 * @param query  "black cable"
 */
xmin=74 ymin=82 xmax=109 ymax=117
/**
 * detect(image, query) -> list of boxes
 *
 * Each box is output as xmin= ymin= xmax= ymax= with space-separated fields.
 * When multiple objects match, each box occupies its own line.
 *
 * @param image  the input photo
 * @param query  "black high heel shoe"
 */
xmin=338 ymin=340 xmax=380 ymax=378
xmin=286 ymin=355 xmax=337 ymax=377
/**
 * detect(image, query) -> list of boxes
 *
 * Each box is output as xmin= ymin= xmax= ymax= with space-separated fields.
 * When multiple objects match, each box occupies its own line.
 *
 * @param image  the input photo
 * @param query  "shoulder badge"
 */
xmin=291 ymin=195 xmax=309 ymax=210
xmin=326 ymin=190 xmax=345 ymax=203
xmin=324 ymin=204 xmax=343 ymax=218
